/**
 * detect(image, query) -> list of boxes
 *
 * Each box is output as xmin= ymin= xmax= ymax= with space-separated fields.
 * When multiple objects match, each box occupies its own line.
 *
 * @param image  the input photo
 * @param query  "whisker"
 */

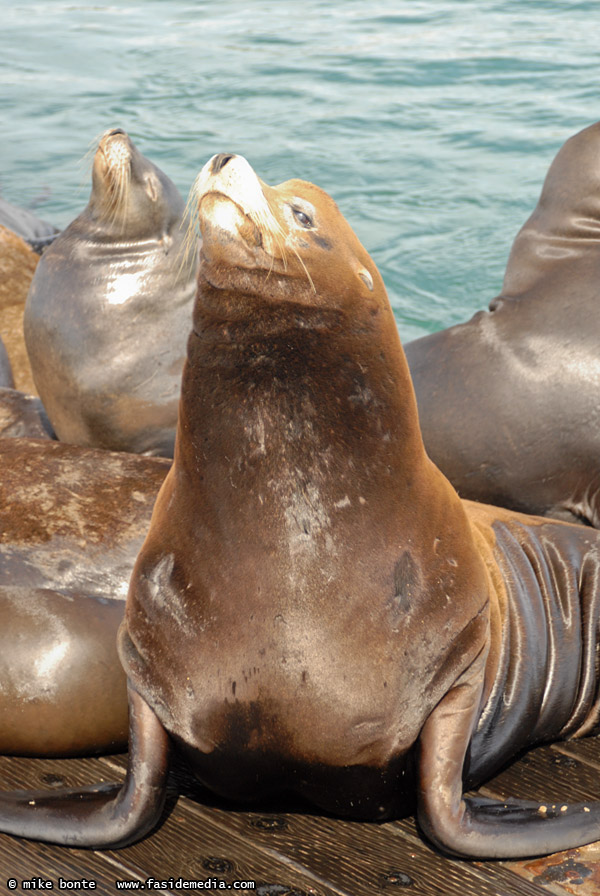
xmin=177 ymin=178 xmax=202 ymax=279
xmin=76 ymin=134 xmax=104 ymax=197
xmin=102 ymin=157 xmax=131 ymax=232
xmin=189 ymin=172 xmax=315 ymax=293
xmin=289 ymin=243 xmax=316 ymax=292
xmin=250 ymin=205 xmax=288 ymax=277
xmin=249 ymin=201 xmax=314 ymax=292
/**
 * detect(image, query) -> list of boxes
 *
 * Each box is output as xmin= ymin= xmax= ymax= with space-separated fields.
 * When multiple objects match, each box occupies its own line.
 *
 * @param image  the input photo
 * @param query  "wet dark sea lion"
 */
xmin=0 ymin=438 xmax=169 ymax=757
xmin=24 ymin=128 xmax=198 ymax=457
xmin=0 ymin=338 xmax=13 ymax=389
xmin=4 ymin=155 xmax=600 ymax=858
xmin=0 ymin=197 xmax=58 ymax=253
xmin=405 ymin=120 xmax=600 ymax=527
xmin=0 ymin=225 xmax=39 ymax=394
xmin=0 ymin=388 xmax=54 ymax=439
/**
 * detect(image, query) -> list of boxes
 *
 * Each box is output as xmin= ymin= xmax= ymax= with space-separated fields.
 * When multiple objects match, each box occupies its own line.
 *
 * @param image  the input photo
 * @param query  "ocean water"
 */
xmin=1 ymin=0 xmax=597 ymax=342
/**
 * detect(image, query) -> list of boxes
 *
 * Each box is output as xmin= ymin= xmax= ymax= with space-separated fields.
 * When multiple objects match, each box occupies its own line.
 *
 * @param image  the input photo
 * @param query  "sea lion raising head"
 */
xmin=190 ymin=152 xmax=376 ymax=305
xmin=4 ymin=157 xmax=600 ymax=860
xmin=24 ymin=128 xmax=198 ymax=457
xmin=405 ymin=120 xmax=600 ymax=527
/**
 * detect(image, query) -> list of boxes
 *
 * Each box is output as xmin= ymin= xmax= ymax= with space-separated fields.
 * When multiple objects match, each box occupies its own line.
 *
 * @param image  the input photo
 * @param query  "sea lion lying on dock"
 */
xmin=0 ymin=438 xmax=169 ymax=756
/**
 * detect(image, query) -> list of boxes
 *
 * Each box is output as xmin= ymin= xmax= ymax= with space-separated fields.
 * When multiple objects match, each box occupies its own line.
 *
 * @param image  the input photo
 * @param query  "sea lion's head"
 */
xmin=189 ymin=153 xmax=385 ymax=316
xmin=501 ymin=121 xmax=600 ymax=298
xmin=89 ymin=128 xmax=185 ymax=241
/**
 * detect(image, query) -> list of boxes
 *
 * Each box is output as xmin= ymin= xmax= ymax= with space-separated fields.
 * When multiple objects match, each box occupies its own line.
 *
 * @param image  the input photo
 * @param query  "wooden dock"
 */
xmin=2 ymin=733 xmax=600 ymax=896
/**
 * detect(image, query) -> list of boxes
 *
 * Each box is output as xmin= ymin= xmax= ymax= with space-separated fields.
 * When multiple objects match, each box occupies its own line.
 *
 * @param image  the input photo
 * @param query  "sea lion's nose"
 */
xmin=106 ymin=128 xmax=126 ymax=137
xmin=211 ymin=153 xmax=235 ymax=174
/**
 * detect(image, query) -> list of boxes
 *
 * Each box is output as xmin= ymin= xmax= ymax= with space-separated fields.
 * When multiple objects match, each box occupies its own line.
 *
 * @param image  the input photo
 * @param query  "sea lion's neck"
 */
xmin=191 ymin=280 xmax=348 ymax=347
xmin=177 ymin=281 xmax=425 ymax=480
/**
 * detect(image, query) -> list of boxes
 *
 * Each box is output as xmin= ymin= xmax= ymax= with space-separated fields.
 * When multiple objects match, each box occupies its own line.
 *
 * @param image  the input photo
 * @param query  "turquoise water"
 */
xmin=1 ymin=1 xmax=597 ymax=341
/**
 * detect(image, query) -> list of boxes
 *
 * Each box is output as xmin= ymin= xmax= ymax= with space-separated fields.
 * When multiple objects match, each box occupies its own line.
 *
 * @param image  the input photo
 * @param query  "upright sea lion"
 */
xmin=4 ymin=156 xmax=600 ymax=858
xmin=24 ymin=128 xmax=198 ymax=457
xmin=405 ymin=120 xmax=600 ymax=527
xmin=0 ymin=225 xmax=39 ymax=394
xmin=0 ymin=438 xmax=169 ymax=756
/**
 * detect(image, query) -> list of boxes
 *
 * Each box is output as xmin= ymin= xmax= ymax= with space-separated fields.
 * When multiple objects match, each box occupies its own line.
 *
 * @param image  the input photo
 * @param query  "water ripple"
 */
xmin=1 ymin=1 xmax=597 ymax=336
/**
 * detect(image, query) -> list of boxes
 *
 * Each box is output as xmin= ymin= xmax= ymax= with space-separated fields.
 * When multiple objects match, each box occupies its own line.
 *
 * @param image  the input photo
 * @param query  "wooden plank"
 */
xmin=99 ymin=798 xmax=344 ymax=896
xmin=0 ymin=834 xmax=144 ymax=891
xmin=99 ymin=755 xmax=550 ymax=896
xmin=388 ymin=816 xmax=551 ymax=896
xmin=0 ymin=755 xmax=145 ymax=888
xmin=0 ymin=754 xmax=342 ymax=895
xmin=0 ymin=749 xmax=567 ymax=896
xmin=507 ymin=844 xmax=600 ymax=896
xmin=478 ymin=742 xmax=600 ymax=896
xmin=0 ymin=753 xmax=123 ymax=792
xmin=480 ymin=744 xmax=600 ymax=804
xmin=552 ymin=737 xmax=600 ymax=770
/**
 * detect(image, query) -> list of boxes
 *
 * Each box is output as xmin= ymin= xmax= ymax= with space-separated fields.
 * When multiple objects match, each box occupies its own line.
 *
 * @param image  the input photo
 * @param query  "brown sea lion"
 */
xmin=24 ymin=128 xmax=198 ymax=457
xmin=405 ymin=120 xmax=600 ymax=527
xmin=0 ymin=587 xmax=128 ymax=756
xmin=0 ymin=225 xmax=39 ymax=394
xmin=0 ymin=437 xmax=168 ymax=598
xmin=3 ymin=156 xmax=600 ymax=858
xmin=0 ymin=438 xmax=169 ymax=757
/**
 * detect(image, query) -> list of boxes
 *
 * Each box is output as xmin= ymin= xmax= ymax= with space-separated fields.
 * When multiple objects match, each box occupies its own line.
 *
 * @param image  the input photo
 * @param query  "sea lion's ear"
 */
xmin=357 ymin=268 xmax=373 ymax=292
xmin=417 ymin=662 xmax=600 ymax=858
xmin=0 ymin=687 xmax=169 ymax=847
xmin=144 ymin=173 xmax=159 ymax=203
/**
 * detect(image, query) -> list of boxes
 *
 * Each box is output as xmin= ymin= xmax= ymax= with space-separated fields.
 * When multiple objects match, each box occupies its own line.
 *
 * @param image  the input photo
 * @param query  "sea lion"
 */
xmin=0 ymin=587 xmax=128 ymax=756
xmin=405 ymin=120 xmax=600 ymax=527
xmin=0 ymin=338 xmax=13 ymax=389
xmin=0 ymin=225 xmax=39 ymax=394
xmin=0 ymin=197 xmax=58 ymax=253
xmin=0 ymin=438 xmax=169 ymax=757
xmin=4 ymin=155 xmax=600 ymax=858
xmin=0 ymin=388 xmax=54 ymax=439
xmin=0 ymin=437 xmax=169 ymax=598
xmin=24 ymin=128 xmax=199 ymax=457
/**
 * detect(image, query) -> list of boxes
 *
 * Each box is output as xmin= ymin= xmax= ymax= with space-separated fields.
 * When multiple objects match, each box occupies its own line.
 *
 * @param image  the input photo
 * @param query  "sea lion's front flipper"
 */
xmin=0 ymin=685 xmax=169 ymax=848
xmin=417 ymin=661 xmax=600 ymax=858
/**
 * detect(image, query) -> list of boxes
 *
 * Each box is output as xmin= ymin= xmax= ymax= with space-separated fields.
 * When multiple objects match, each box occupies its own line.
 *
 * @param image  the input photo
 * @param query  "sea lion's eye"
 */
xmin=292 ymin=207 xmax=313 ymax=228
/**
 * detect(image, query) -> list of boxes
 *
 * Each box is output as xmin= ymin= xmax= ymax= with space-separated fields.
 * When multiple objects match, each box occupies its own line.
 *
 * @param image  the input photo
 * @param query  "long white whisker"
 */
xmin=178 ymin=179 xmax=202 ymax=279
xmin=289 ymin=243 xmax=316 ymax=292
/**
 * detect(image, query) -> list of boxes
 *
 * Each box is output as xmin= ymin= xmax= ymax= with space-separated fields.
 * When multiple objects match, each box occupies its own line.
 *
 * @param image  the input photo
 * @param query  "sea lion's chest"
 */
xmin=121 ymin=541 xmax=432 ymax=821
xmin=122 ymin=533 xmax=409 ymax=760
xmin=120 ymin=481 xmax=485 ymax=818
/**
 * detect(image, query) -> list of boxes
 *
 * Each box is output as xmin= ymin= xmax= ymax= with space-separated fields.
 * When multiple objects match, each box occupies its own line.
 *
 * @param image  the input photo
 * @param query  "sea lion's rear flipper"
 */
xmin=417 ymin=663 xmax=600 ymax=858
xmin=0 ymin=686 xmax=169 ymax=848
